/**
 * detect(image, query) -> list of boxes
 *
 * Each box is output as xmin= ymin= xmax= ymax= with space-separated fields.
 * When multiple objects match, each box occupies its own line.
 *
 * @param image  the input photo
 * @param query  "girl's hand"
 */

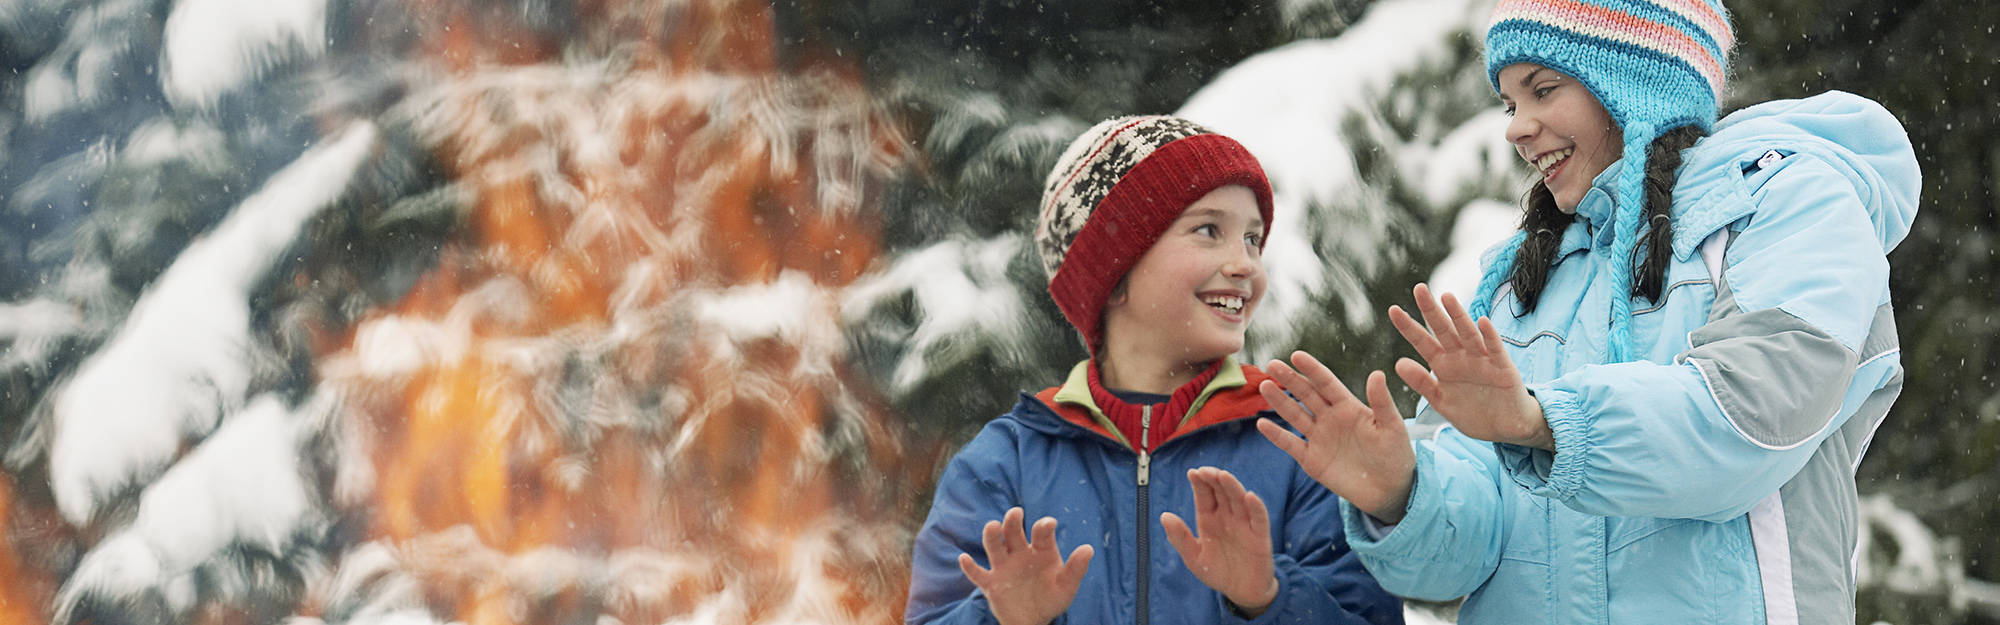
xmin=1388 ymin=283 xmax=1552 ymax=451
xmin=1161 ymin=467 xmax=1279 ymax=617
xmin=958 ymin=507 xmax=1094 ymax=625
xmin=1256 ymin=352 xmax=1417 ymax=524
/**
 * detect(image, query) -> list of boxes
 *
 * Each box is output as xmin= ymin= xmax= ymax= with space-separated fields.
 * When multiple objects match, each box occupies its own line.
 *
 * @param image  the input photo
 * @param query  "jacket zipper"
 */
xmin=1135 ymin=404 xmax=1151 ymax=625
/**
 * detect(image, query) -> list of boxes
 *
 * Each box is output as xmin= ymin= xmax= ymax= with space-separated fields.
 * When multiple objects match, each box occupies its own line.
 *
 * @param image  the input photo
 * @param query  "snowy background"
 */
xmin=0 ymin=0 xmax=1995 ymax=623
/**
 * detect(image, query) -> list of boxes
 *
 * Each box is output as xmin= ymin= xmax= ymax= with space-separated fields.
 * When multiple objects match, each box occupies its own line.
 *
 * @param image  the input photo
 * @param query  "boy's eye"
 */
xmin=1245 ymin=233 xmax=1264 ymax=249
xmin=1194 ymin=224 xmax=1219 ymax=237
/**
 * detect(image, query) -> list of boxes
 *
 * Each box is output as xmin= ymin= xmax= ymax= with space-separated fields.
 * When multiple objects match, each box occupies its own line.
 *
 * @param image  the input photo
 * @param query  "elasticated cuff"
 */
xmin=1504 ymin=385 xmax=1591 ymax=503
xmin=1340 ymin=443 xmax=1448 ymax=562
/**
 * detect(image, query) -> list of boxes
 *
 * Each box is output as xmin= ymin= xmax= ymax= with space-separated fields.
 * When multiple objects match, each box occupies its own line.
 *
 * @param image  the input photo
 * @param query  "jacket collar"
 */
xmin=1033 ymin=356 xmax=1273 ymax=450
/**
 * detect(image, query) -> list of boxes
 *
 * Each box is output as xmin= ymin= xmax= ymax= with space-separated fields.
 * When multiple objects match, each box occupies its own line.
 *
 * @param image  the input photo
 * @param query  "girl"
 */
xmin=1254 ymin=0 xmax=1920 ymax=623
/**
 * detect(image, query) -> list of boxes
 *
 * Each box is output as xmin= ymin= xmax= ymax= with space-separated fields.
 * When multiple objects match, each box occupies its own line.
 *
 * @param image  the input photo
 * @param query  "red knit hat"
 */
xmin=1034 ymin=116 xmax=1274 ymax=356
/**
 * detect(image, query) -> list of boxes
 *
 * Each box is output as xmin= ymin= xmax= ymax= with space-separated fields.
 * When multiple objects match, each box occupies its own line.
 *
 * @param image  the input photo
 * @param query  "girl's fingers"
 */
xmin=1414 ymin=284 xmax=1462 ymax=352
xmin=1365 ymin=371 xmax=1404 ymax=428
xmin=1263 ymin=361 xmax=1343 ymax=415
xmin=1441 ymin=292 xmax=1483 ymax=354
xmin=1389 ymin=305 xmax=1443 ymax=359
xmin=1393 ymin=357 xmax=1440 ymax=401
xmin=1258 ymin=381 xmax=1318 ymax=431
xmin=1256 ymin=418 xmax=1312 ymax=463
xmin=1478 ymin=317 xmax=1510 ymax=364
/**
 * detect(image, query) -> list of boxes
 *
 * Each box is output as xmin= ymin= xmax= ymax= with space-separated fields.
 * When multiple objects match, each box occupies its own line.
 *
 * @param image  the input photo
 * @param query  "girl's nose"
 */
xmin=1507 ymin=109 xmax=1538 ymax=146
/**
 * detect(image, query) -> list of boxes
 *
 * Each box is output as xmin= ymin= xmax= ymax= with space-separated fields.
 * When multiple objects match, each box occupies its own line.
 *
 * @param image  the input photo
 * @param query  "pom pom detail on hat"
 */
xmin=1479 ymin=0 xmax=1733 ymax=363
xmin=1034 ymin=115 xmax=1274 ymax=356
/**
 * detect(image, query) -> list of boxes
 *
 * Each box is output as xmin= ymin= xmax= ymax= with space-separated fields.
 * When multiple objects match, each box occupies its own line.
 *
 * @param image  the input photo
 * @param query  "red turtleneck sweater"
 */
xmin=1085 ymin=359 xmax=1225 ymax=453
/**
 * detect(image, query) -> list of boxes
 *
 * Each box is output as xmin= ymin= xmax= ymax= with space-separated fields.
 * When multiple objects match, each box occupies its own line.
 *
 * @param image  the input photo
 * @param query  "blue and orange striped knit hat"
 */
xmin=1472 ymin=0 xmax=1734 ymax=363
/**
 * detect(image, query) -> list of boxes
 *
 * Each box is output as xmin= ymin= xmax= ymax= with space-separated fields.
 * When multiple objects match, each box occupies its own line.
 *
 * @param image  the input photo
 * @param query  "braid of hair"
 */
xmin=1632 ymin=125 xmax=1707 ymax=301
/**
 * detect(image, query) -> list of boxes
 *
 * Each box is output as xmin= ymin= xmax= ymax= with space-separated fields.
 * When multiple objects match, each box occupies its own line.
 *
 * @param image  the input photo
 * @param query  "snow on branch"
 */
xmin=162 ymin=0 xmax=330 ymax=108
xmin=56 ymin=393 xmax=324 ymax=621
xmin=48 ymin=123 xmax=375 ymax=524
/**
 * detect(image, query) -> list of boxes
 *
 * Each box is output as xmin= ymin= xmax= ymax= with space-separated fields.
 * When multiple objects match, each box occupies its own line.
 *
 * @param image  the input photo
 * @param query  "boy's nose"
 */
xmin=1223 ymin=245 xmax=1262 ymax=280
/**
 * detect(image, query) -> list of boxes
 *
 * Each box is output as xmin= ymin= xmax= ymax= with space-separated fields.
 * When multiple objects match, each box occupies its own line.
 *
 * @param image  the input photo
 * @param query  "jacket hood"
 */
xmin=1678 ymin=91 xmax=1921 ymax=254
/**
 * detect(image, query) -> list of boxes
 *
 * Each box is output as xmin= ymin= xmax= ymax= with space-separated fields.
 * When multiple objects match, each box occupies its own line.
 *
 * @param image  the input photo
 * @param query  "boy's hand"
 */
xmin=958 ymin=507 xmax=1093 ymax=625
xmin=1388 ymin=283 xmax=1553 ymax=451
xmin=1255 ymin=352 xmax=1416 ymax=524
xmin=1161 ymin=467 xmax=1279 ymax=617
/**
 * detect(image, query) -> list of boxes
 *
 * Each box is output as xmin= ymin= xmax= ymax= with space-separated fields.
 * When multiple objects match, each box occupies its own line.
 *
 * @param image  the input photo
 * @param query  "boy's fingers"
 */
xmin=1161 ymin=512 xmax=1196 ymax=549
xmin=1388 ymin=305 xmax=1442 ymax=359
xmin=1187 ymin=469 xmax=1217 ymax=516
xmin=1030 ymin=516 xmax=1059 ymax=551
xmin=1242 ymin=489 xmax=1272 ymax=536
xmin=958 ymin=553 xmax=991 ymax=583
xmin=1061 ymin=545 xmax=1094 ymax=584
xmin=1002 ymin=508 xmax=1027 ymax=553
xmin=981 ymin=520 xmax=1007 ymax=560
xmin=1213 ymin=469 xmax=1249 ymax=519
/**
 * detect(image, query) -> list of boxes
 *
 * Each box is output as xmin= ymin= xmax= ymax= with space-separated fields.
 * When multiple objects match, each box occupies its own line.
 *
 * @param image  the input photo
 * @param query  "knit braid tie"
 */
xmin=1604 ymin=121 xmax=1655 ymax=364
xmin=1469 ymin=230 xmax=1527 ymax=321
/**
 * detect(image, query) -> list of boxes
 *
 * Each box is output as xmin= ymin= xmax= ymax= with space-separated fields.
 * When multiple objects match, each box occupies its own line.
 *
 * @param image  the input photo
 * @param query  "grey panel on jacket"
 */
xmin=1677 ymin=264 xmax=1858 ymax=450
xmin=1777 ymin=302 xmax=1901 ymax=625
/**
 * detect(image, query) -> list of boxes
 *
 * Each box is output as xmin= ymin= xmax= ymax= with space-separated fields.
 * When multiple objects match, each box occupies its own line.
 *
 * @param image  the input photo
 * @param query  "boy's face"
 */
xmin=1103 ymin=184 xmax=1267 ymax=366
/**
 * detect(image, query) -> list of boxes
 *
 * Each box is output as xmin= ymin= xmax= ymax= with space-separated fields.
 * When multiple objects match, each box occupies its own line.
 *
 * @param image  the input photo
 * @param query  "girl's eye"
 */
xmin=1194 ymin=224 xmax=1219 ymax=237
xmin=1503 ymin=104 xmax=1517 ymax=117
xmin=1534 ymin=85 xmax=1555 ymax=98
xmin=1245 ymin=233 xmax=1264 ymax=249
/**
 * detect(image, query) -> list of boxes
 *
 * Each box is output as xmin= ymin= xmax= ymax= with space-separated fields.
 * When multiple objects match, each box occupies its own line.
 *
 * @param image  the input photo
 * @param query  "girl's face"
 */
xmin=1101 ymin=184 xmax=1267 ymax=368
xmin=1497 ymin=63 xmax=1624 ymax=214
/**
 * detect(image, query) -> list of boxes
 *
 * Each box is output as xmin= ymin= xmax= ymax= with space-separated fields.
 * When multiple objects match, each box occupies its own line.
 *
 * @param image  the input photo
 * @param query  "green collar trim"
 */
xmin=1050 ymin=356 xmax=1248 ymax=448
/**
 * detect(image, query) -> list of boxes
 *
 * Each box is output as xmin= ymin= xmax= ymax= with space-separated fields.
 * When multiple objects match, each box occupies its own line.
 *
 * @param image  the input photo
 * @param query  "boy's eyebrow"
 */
xmin=1178 ymin=205 xmax=1265 ymax=231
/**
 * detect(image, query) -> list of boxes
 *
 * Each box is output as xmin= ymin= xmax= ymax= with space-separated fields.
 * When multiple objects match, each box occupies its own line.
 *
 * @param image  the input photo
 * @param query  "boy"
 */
xmin=905 ymin=116 xmax=1402 ymax=625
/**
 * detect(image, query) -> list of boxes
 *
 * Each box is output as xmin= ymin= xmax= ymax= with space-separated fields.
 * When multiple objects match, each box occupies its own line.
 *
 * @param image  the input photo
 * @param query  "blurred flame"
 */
xmin=0 ymin=476 xmax=53 ymax=625
xmin=326 ymin=0 xmax=916 ymax=622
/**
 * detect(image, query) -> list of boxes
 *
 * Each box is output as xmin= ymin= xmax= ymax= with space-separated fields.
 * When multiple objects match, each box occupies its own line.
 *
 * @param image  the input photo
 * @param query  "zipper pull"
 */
xmin=1138 ymin=405 xmax=1152 ymax=486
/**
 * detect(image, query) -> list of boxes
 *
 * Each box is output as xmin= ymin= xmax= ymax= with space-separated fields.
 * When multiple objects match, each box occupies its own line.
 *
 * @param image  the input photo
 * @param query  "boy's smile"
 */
xmin=1099 ymin=184 xmax=1266 ymax=391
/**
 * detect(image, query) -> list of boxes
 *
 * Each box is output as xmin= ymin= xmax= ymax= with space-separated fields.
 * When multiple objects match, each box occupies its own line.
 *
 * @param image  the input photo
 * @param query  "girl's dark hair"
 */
xmin=1506 ymin=124 xmax=1708 ymax=314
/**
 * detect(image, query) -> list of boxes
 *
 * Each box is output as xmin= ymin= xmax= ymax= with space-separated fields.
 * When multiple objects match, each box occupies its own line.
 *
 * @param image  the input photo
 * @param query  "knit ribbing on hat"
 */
xmin=1035 ymin=116 xmax=1274 ymax=355
xmin=1482 ymin=0 xmax=1731 ymax=363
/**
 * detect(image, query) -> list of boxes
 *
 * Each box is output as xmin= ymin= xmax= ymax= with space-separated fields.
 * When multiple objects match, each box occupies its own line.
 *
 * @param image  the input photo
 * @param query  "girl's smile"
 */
xmin=1498 ymin=63 xmax=1624 ymax=213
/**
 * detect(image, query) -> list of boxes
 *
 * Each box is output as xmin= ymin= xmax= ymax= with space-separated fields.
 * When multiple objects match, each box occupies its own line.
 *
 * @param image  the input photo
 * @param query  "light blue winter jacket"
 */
xmin=1343 ymin=91 xmax=1920 ymax=625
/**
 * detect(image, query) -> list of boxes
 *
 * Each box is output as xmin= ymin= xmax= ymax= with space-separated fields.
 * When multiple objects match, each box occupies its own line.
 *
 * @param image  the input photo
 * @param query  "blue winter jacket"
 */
xmin=908 ymin=358 xmax=1404 ymax=625
xmin=1346 ymin=91 xmax=1919 ymax=624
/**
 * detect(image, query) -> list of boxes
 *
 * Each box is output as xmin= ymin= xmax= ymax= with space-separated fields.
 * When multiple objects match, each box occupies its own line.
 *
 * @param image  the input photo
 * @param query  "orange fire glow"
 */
xmin=327 ymin=0 xmax=919 ymax=622
xmin=0 ymin=476 xmax=52 ymax=625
